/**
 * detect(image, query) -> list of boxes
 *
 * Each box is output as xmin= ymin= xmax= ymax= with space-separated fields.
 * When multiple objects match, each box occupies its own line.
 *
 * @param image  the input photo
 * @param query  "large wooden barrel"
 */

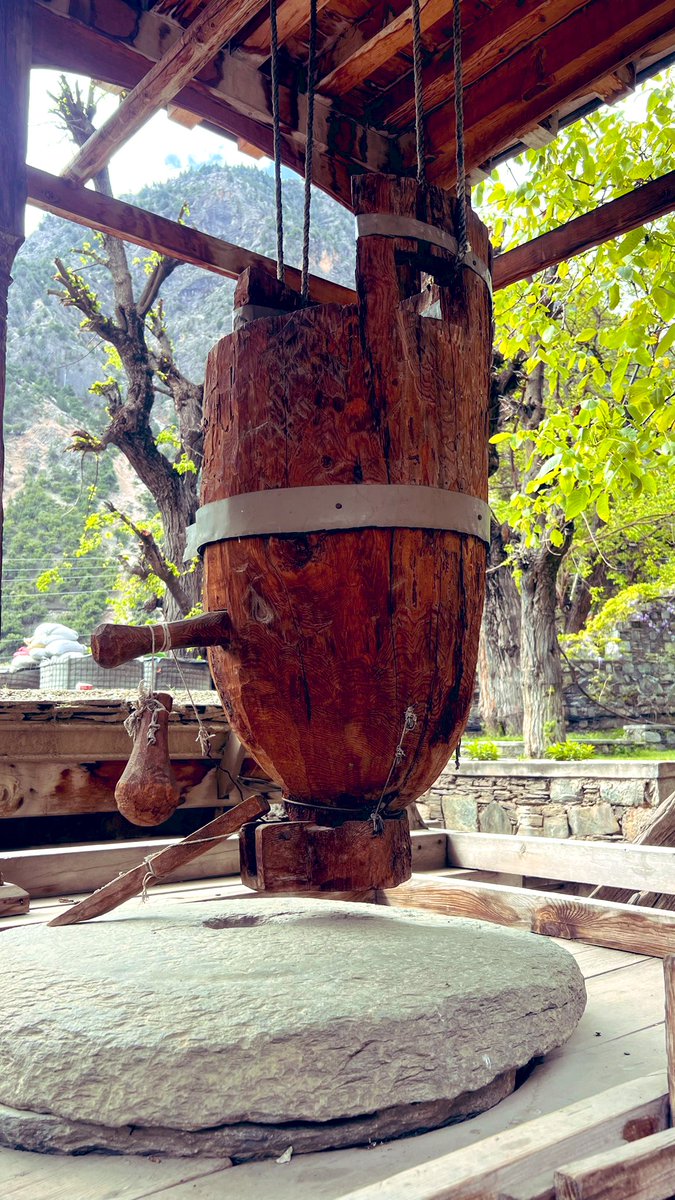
xmin=200 ymin=175 xmax=492 ymax=813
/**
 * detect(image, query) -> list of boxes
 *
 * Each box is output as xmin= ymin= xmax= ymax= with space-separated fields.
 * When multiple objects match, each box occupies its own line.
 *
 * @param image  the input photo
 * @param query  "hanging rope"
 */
xmin=301 ymin=0 xmax=318 ymax=303
xmin=270 ymin=0 xmax=285 ymax=283
xmin=453 ymin=0 xmax=469 ymax=259
xmin=411 ymin=0 xmax=426 ymax=185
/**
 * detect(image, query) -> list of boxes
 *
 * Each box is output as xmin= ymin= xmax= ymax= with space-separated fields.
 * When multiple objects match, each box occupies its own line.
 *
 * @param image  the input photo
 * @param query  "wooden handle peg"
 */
xmin=91 ymin=609 xmax=233 ymax=668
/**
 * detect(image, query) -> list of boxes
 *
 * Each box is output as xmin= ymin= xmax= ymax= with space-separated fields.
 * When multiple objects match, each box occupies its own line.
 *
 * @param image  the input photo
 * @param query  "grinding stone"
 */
xmin=0 ymin=897 xmax=586 ymax=1158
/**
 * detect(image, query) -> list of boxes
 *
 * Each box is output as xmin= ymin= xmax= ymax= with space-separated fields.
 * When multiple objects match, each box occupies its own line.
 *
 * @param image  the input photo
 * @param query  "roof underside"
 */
xmin=32 ymin=0 xmax=675 ymax=209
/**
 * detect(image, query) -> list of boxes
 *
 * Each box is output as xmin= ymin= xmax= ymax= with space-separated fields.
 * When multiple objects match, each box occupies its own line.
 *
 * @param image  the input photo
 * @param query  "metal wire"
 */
xmin=301 ymin=0 xmax=318 ymax=303
xmin=270 ymin=0 xmax=285 ymax=283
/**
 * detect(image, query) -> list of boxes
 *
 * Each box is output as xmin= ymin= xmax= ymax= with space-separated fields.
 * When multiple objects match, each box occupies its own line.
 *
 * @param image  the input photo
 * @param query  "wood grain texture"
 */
xmin=591 ymin=789 xmax=675 ymax=909
xmin=63 ymin=0 xmax=266 ymax=183
xmin=202 ymin=175 xmax=491 ymax=812
xmin=664 ymin=956 xmax=675 ymax=1126
xmin=113 ymin=692 xmax=182 ymax=826
xmin=554 ymin=1127 xmax=675 ymax=1200
xmin=379 ymin=875 xmax=675 ymax=957
xmin=91 ymin=610 xmax=234 ymax=668
xmin=340 ymin=1075 xmax=669 ymax=1200
xmin=47 ymin=795 xmax=268 ymax=925
xmin=0 ymin=881 xmax=29 ymax=916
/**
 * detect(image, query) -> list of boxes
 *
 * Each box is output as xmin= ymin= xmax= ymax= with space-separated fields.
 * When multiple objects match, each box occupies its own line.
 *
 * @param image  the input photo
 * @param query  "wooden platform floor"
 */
xmin=0 ymin=876 xmax=667 ymax=1199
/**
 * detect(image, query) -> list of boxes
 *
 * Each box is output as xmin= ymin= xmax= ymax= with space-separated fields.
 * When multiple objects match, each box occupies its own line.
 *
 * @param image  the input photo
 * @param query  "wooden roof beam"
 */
xmin=425 ymin=0 xmax=675 ymax=187
xmin=317 ymin=0 xmax=453 ymax=100
xmin=235 ymin=0 xmax=333 ymax=66
xmin=34 ymin=3 xmax=409 ymax=209
xmin=369 ymin=0 xmax=587 ymax=129
xmin=26 ymin=166 xmax=357 ymax=307
xmin=493 ymin=170 xmax=675 ymax=291
xmin=61 ymin=0 xmax=273 ymax=185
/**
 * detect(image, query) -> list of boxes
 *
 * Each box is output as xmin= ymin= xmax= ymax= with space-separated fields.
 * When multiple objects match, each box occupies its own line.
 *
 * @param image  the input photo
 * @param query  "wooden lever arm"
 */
xmin=91 ymin=610 xmax=233 ymax=668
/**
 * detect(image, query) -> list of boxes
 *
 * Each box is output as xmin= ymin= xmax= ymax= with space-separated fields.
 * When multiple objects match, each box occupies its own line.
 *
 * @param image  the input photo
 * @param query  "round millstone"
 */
xmin=0 ymin=898 xmax=586 ymax=1159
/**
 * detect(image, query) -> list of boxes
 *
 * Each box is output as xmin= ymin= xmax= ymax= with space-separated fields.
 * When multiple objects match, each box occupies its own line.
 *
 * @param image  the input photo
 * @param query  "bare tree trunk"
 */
xmin=520 ymin=542 xmax=569 ymax=757
xmin=478 ymin=520 xmax=523 ymax=735
xmin=563 ymin=556 xmax=607 ymax=634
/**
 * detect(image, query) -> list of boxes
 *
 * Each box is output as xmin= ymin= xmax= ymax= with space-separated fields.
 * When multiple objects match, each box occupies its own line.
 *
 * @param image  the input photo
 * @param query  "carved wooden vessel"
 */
xmin=202 ymin=174 xmax=492 ymax=817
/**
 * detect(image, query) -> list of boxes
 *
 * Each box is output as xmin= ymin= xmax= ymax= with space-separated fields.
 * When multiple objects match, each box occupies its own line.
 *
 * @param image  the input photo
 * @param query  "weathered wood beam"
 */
xmin=236 ymin=0 xmax=333 ymax=65
xmin=445 ymin=823 xmax=675 ymax=896
xmin=33 ymin=1 xmax=407 ymax=208
xmin=366 ymin=0 xmax=585 ymax=128
xmin=554 ymin=1127 xmax=675 ymax=1200
xmin=26 ymin=166 xmax=357 ymax=307
xmin=317 ymin=0 xmax=453 ymax=99
xmin=62 ymin=0 xmax=273 ymax=184
xmin=379 ymin=875 xmax=675 ymax=957
xmin=425 ymin=0 xmax=675 ymax=187
xmin=664 ymin=956 xmax=675 ymax=1127
xmin=493 ymin=171 xmax=675 ymax=290
xmin=341 ymin=1075 xmax=669 ymax=1200
xmin=0 ymin=0 xmax=31 ymax=633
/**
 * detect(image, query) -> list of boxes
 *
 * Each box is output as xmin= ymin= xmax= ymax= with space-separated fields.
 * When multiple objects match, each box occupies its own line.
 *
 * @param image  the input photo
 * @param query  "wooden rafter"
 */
xmin=369 ymin=0 xmax=587 ymax=130
xmin=62 ymin=0 xmax=271 ymax=184
xmin=236 ymin=0 xmax=333 ymax=64
xmin=33 ymin=1 xmax=403 ymax=208
xmin=425 ymin=0 xmax=675 ymax=187
xmin=26 ymin=167 xmax=356 ymax=308
xmin=493 ymin=170 xmax=675 ymax=290
xmin=317 ymin=0 xmax=453 ymax=99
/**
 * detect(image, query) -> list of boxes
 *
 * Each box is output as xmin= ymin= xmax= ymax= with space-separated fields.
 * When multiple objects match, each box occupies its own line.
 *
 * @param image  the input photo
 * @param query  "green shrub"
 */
xmin=544 ymin=741 xmax=596 ymax=761
xmin=465 ymin=740 xmax=500 ymax=761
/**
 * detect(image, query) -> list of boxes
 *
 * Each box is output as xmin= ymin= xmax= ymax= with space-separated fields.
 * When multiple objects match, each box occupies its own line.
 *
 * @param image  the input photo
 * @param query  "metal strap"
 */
xmin=184 ymin=484 xmax=490 ymax=560
xmin=356 ymin=213 xmax=492 ymax=298
xmin=232 ymin=303 xmax=288 ymax=331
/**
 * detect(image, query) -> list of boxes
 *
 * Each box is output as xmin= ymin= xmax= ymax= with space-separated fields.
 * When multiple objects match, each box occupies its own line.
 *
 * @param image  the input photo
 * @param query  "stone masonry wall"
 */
xmin=421 ymin=763 xmax=675 ymax=841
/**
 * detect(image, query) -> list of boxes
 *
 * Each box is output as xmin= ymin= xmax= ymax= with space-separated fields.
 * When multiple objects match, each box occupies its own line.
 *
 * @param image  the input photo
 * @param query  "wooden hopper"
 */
xmin=93 ymin=173 xmax=492 ymax=893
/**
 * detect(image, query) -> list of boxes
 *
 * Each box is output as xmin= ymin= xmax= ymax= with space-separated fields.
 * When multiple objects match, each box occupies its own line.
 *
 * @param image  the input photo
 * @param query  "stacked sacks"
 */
xmin=11 ymin=622 xmax=85 ymax=671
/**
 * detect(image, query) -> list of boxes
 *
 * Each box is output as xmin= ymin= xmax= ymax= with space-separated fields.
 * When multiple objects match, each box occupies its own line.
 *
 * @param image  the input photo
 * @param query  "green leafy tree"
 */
xmin=476 ymin=75 xmax=675 ymax=755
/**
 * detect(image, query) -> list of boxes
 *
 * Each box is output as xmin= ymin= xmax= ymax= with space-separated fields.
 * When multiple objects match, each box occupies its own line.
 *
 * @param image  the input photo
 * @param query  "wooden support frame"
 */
xmin=63 ymin=0 xmax=270 ymax=185
xmin=493 ymin=171 xmax=675 ymax=290
xmin=340 ymin=1075 xmax=669 ymax=1200
xmin=380 ymin=875 xmax=675 ymax=957
xmin=554 ymin=1127 xmax=675 ymax=1200
xmin=26 ymin=167 xmax=356 ymax=307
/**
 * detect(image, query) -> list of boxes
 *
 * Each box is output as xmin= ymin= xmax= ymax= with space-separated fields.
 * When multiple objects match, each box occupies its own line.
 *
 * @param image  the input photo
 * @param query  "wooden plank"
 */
xmin=370 ymin=0 xmax=585 ymax=128
xmin=554 ymin=1127 xmax=675 ymax=1200
xmin=317 ymin=0 xmax=453 ymax=99
xmin=237 ymin=0 xmax=333 ymax=64
xmin=49 ymin=795 xmax=268 ymax=925
xmin=444 ymin=828 xmax=675 ymax=896
xmin=380 ymin=875 xmax=675 ymax=957
xmin=0 ymin=881 xmax=29 ymax=916
xmin=664 ymin=956 xmax=675 ymax=1125
xmin=340 ymin=1075 xmax=669 ymax=1200
xmin=592 ymin=790 xmax=675 ymax=907
xmin=425 ymin=0 xmax=675 ymax=186
xmin=63 ymin=0 xmax=266 ymax=184
xmin=0 ymin=837 xmax=242 ymax=899
xmin=0 ymin=1148 xmax=229 ymax=1200
xmin=26 ymin=167 xmax=356 ymax=307
xmin=493 ymin=172 xmax=675 ymax=291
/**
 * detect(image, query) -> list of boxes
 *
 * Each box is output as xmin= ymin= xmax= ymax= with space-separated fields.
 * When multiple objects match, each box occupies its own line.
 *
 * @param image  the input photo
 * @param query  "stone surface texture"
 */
xmin=0 ymin=898 xmax=586 ymax=1159
xmin=431 ymin=762 xmax=675 ymax=840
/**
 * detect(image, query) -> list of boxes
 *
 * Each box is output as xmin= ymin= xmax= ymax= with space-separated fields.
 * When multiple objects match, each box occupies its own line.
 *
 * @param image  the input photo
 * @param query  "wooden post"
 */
xmin=664 ymin=955 xmax=675 ymax=1126
xmin=0 ymin=0 xmax=31 ymax=630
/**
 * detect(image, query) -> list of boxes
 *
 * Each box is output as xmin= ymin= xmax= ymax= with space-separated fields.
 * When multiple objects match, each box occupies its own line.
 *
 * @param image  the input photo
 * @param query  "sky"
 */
xmin=26 ymin=68 xmax=271 ymax=234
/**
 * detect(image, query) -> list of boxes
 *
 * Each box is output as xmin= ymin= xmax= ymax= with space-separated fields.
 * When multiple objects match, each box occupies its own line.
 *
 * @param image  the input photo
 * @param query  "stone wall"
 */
xmin=421 ymin=761 xmax=675 ymax=841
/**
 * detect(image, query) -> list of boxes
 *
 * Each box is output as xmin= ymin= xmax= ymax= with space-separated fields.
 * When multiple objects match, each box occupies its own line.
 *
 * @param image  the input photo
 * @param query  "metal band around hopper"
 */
xmin=184 ymin=484 xmax=490 ymax=560
xmin=356 ymin=213 xmax=493 ymax=297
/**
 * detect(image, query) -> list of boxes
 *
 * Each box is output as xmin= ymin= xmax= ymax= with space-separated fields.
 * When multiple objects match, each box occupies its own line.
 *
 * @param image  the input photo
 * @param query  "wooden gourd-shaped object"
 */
xmin=115 ymin=692 xmax=182 ymax=826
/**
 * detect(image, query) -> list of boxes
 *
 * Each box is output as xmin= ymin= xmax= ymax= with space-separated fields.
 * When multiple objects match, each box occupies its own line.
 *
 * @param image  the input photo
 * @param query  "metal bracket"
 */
xmin=185 ymin=483 xmax=490 ymax=560
xmin=356 ymin=213 xmax=493 ymax=298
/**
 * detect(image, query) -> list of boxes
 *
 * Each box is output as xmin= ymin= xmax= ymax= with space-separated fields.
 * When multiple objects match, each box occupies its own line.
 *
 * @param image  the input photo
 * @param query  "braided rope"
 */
xmin=411 ymin=0 xmax=426 ymax=185
xmin=453 ymin=0 xmax=469 ymax=259
xmin=301 ymin=0 xmax=318 ymax=303
xmin=270 ymin=0 xmax=285 ymax=283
